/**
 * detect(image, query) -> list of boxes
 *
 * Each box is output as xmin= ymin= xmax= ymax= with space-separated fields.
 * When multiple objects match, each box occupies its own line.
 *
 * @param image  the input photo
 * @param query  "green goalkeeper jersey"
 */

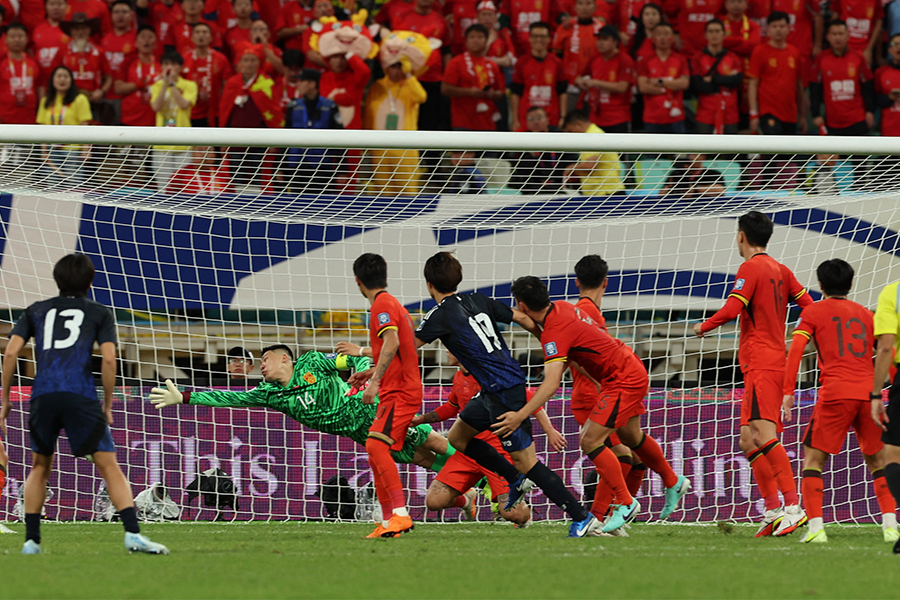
xmin=186 ymin=351 xmax=378 ymax=445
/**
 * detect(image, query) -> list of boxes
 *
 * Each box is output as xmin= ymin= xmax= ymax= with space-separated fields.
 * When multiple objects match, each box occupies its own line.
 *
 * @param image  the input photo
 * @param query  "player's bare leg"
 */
xmin=862 ymin=450 xmax=899 ymax=542
xmin=0 ymin=438 xmax=11 ymax=533
xmin=882 ymin=444 xmax=900 ymax=552
xmin=93 ymin=451 xmax=169 ymax=554
xmin=617 ymin=416 xmax=689 ymax=519
xmin=22 ymin=452 xmax=53 ymax=554
xmin=798 ymin=446 xmax=828 ymax=543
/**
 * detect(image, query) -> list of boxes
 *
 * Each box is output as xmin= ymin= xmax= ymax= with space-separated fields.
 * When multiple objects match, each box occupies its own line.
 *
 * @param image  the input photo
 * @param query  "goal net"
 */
xmin=0 ymin=125 xmax=896 ymax=525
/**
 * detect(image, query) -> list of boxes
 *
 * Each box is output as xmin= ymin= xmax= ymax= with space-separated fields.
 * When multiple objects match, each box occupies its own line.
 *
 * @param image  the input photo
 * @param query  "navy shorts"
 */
xmin=458 ymin=384 xmax=533 ymax=453
xmin=29 ymin=392 xmax=115 ymax=457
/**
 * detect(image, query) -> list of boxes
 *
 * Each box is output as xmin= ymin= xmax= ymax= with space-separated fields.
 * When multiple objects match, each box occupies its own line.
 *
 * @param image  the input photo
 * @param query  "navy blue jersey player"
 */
xmin=0 ymin=254 xmax=168 ymax=555
xmin=340 ymin=252 xmax=602 ymax=538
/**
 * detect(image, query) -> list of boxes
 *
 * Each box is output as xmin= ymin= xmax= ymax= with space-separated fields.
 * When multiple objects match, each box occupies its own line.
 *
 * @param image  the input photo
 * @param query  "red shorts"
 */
xmin=803 ymin=399 xmax=884 ymax=456
xmin=369 ymin=392 xmax=420 ymax=452
xmin=436 ymin=432 xmax=510 ymax=499
xmin=741 ymin=370 xmax=783 ymax=431
xmin=587 ymin=383 xmax=648 ymax=429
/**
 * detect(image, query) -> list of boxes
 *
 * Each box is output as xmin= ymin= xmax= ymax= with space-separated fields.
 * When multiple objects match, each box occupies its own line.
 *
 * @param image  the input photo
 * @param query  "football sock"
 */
xmin=801 ymin=469 xmax=823 ymax=520
xmin=760 ymin=439 xmax=799 ymax=505
xmin=807 ymin=516 xmax=824 ymax=534
xmin=0 ymin=463 xmax=6 ymax=500
xmin=463 ymin=437 xmax=519 ymax=485
xmin=25 ymin=513 xmax=40 ymax=544
xmin=626 ymin=460 xmax=647 ymax=496
xmin=746 ymin=447 xmax=781 ymax=510
xmin=587 ymin=445 xmax=633 ymax=507
xmin=452 ymin=495 xmax=468 ymax=508
xmin=365 ymin=437 xmax=395 ymax=523
xmin=591 ymin=455 xmax=633 ymax=519
xmin=873 ymin=469 xmax=897 ymax=518
xmin=119 ymin=506 xmax=141 ymax=534
xmin=525 ymin=461 xmax=591 ymax=522
xmin=628 ymin=433 xmax=677 ymax=488
xmin=429 ymin=446 xmax=455 ymax=473
xmin=885 ymin=463 xmax=900 ymax=507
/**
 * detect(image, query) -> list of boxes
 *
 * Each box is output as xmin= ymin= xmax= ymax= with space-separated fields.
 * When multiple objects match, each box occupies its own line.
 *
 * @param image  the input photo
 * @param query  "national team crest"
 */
xmin=735 ymin=278 xmax=745 ymax=290
xmin=544 ymin=342 xmax=558 ymax=356
xmin=849 ymin=66 xmax=857 ymax=77
xmin=378 ymin=312 xmax=390 ymax=325
xmin=788 ymin=57 xmax=796 ymax=68
xmin=303 ymin=372 xmax=317 ymax=384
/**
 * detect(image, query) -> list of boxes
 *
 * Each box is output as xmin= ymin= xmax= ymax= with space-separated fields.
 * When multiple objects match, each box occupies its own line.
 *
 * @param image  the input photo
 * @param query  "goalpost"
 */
xmin=0 ymin=125 xmax=897 ymax=524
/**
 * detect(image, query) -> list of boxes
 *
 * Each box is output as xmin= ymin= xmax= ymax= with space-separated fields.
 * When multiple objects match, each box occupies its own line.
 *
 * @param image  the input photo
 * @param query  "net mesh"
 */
xmin=0 ymin=130 xmax=897 ymax=524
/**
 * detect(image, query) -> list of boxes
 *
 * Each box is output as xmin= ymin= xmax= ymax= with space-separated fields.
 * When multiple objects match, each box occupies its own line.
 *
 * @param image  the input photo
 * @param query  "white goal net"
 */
xmin=0 ymin=126 xmax=897 ymax=524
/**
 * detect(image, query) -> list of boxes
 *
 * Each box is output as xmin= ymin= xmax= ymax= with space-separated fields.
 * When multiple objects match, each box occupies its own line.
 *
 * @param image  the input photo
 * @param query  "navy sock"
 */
xmin=526 ymin=462 xmax=590 ymax=522
xmin=119 ymin=506 xmax=141 ymax=534
xmin=25 ymin=513 xmax=41 ymax=544
xmin=885 ymin=463 xmax=900 ymax=506
xmin=463 ymin=438 xmax=520 ymax=485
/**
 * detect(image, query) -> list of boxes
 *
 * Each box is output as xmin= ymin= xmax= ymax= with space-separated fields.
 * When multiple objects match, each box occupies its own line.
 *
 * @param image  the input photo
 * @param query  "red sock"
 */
xmin=746 ymin=447 xmax=781 ymax=510
xmin=451 ymin=495 xmax=467 ymax=508
xmin=626 ymin=462 xmax=647 ymax=496
xmin=588 ymin=446 xmax=633 ymax=506
xmin=0 ymin=466 xmax=5 ymax=500
xmin=366 ymin=437 xmax=398 ymax=521
xmin=591 ymin=458 xmax=633 ymax=519
xmin=873 ymin=470 xmax=897 ymax=517
xmin=760 ymin=439 xmax=798 ymax=505
xmin=801 ymin=469 xmax=823 ymax=520
xmin=631 ymin=433 xmax=677 ymax=488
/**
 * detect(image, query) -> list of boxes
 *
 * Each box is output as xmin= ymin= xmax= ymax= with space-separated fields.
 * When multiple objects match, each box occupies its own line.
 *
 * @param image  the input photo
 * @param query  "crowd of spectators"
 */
xmin=0 ymin=0 xmax=896 ymax=194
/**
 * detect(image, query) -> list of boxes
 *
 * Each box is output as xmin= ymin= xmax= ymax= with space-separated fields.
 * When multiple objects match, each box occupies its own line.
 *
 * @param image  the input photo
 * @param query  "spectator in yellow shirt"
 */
xmin=562 ymin=110 xmax=625 ymax=196
xmin=36 ymin=66 xmax=94 ymax=185
xmin=150 ymin=50 xmax=198 ymax=190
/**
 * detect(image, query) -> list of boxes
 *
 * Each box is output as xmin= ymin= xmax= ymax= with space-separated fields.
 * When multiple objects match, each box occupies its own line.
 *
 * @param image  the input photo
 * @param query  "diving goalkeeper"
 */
xmin=149 ymin=345 xmax=455 ymax=470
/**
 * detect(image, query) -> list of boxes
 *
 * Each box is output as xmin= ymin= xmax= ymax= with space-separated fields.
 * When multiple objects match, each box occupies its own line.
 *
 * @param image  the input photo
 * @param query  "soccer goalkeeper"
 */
xmin=149 ymin=345 xmax=455 ymax=470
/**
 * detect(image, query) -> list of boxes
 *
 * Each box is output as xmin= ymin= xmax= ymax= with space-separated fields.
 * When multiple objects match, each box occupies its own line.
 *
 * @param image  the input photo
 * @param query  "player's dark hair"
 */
xmin=562 ymin=109 xmax=590 ymax=127
xmin=283 ymin=49 xmax=304 ymax=68
xmin=46 ymin=66 xmax=81 ymax=106
xmin=5 ymin=22 xmax=27 ymax=35
xmin=526 ymin=105 xmax=547 ymax=116
xmin=465 ymin=23 xmax=488 ymax=38
xmin=137 ymin=23 xmax=157 ymax=36
xmin=353 ymin=253 xmax=388 ymax=289
xmin=261 ymin=344 xmax=294 ymax=362
xmin=817 ymin=259 xmax=854 ymax=296
xmin=161 ymin=49 xmax=184 ymax=65
xmin=737 ymin=211 xmax=773 ymax=247
xmin=767 ymin=10 xmax=789 ymax=24
xmin=511 ymin=276 xmax=551 ymax=311
xmin=827 ymin=19 xmax=847 ymax=32
xmin=424 ymin=252 xmax=462 ymax=294
xmin=191 ymin=21 xmax=212 ymax=32
xmin=652 ymin=22 xmax=673 ymax=33
xmin=630 ymin=3 xmax=664 ymax=59
xmin=574 ymin=255 xmax=608 ymax=289
xmin=705 ymin=18 xmax=724 ymax=31
xmin=110 ymin=0 xmax=132 ymax=10
xmin=529 ymin=21 xmax=551 ymax=35
xmin=53 ymin=253 xmax=95 ymax=296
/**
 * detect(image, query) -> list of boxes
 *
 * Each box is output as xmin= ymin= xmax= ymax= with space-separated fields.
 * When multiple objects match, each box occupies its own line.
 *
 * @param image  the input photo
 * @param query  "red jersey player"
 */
xmin=694 ymin=211 xmax=814 ymax=537
xmin=510 ymin=21 xmax=568 ymax=130
xmin=782 ymin=259 xmax=898 ymax=544
xmin=875 ymin=34 xmax=900 ymax=138
xmin=348 ymin=253 xmax=422 ymax=539
xmin=0 ymin=24 xmax=39 ymax=125
xmin=577 ymin=24 xmax=634 ymax=132
xmin=506 ymin=276 xmax=690 ymax=534
xmin=413 ymin=351 xmax=568 ymax=526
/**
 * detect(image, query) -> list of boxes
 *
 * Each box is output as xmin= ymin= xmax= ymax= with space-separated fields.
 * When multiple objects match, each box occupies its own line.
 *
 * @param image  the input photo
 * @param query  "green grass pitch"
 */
xmin=1 ymin=521 xmax=899 ymax=599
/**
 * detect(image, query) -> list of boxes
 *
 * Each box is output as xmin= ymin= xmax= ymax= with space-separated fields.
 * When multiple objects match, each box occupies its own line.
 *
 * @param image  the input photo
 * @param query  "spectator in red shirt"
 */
xmin=64 ymin=0 xmax=113 ymax=38
xmin=301 ymin=0 xmax=336 ymax=68
xmin=244 ymin=20 xmax=283 ymax=77
xmin=279 ymin=48 xmax=304 ymax=108
xmin=442 ymin=23 xmax=506 ymax=131
xmin=628 ymin=2 xmax=664 ymax=61
xmin=673 ymin=0 xmax=724 ymax=58
xmin=225 ymin=0 xmax=254 ymax=60
xmin=723 ymin=0 xmax=761 ymax=60
xmin=577 ymin=24 xmax=634 ymax=132
xmin=135 ymin=0 xmax=183 ymax=45
xmin=875 ymin=33 xmax=900 ymax=138
xmin=275 ymin=0 xmax=313 ymax=53
xmin=320 ymin=50 xmax=370 ymax=131
xmin=394 ymin=0 xmax=452 ymax=131
xmin=101 ymin=0 xmax=136 ymax=121
xmin=116 ymin=25 xmax=160 ymax=127
xmin=0 ymin=24 xmax=39 ymax=125
xmin=748 ymin=11 xmax=807 ymax=135
xmin=477 ymin=0 xmax=516 ymax=72
xmin=553 ymin=0 xmax=605 ymax=115
xmin=828 ymin=0 xmax=882 ymax=63
xmin=182 ymin=21 xmax=232 ymax=126
xmin=510 ymin=21 xmax=568 ymax=130
xmin=163 ymin=0 xmax=223 ymax=56
xmin=691 ymin=19 xmax=743 ymax=133
xmin=444 ymin=0 xmax=479 ymax=56
xmin=767 ymin=0 xmax=819 ymax=57
xmin=617 ymin=0 xmax=652 ymax=43
xmin=56 ymin=13 xmax=113 ymax=121
xmin=637 ymin=22 xmax=689 ymax=133
xmin=810 ymin=19 xmax=873 ymax=136
xmin=506 ymin=0 xmax=561 ymax=56
xmin=32 ymin=0 xmax=71 ymax=91
xmin=374 ymin=0 xmax=415 ymax=30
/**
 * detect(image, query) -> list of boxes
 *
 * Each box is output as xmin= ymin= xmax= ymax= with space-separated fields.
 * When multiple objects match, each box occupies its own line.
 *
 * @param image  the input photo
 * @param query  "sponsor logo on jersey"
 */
xmin=303 ymin=372 xmax=317 ymax=384
xmin=544 ymin=341 xmax=558 ymax=356
xmin=734 ymin=278 xmax=745 ymax=290
xmin=378 ymin=312 xmax=390 ymax=326
xmin=324 ymin=352 xmax=337 ymax=359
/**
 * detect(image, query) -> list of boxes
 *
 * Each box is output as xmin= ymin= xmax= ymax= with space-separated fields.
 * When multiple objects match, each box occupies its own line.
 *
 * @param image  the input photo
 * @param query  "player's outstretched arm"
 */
xmin=151 ymin=380 xmax=270 ymax=409
xmin=493 ymin=360 xmax=566 ymax=437
xmin=511 ymin=309 xmax=541 ymax=337
xmin=695 ymin=296 xmax=744 ymax=337
xmin=0 ymin=335 xmax=25 ymax=436
xmin=149 ymin=380 xmax=185 ymax=408
xmin=335 ymin=342 xmax=372 ymax=358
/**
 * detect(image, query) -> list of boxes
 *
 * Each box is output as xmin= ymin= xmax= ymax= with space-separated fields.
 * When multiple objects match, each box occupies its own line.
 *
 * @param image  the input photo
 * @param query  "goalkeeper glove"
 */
xmin=149 ymin=379 xmax=184 ymax=408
